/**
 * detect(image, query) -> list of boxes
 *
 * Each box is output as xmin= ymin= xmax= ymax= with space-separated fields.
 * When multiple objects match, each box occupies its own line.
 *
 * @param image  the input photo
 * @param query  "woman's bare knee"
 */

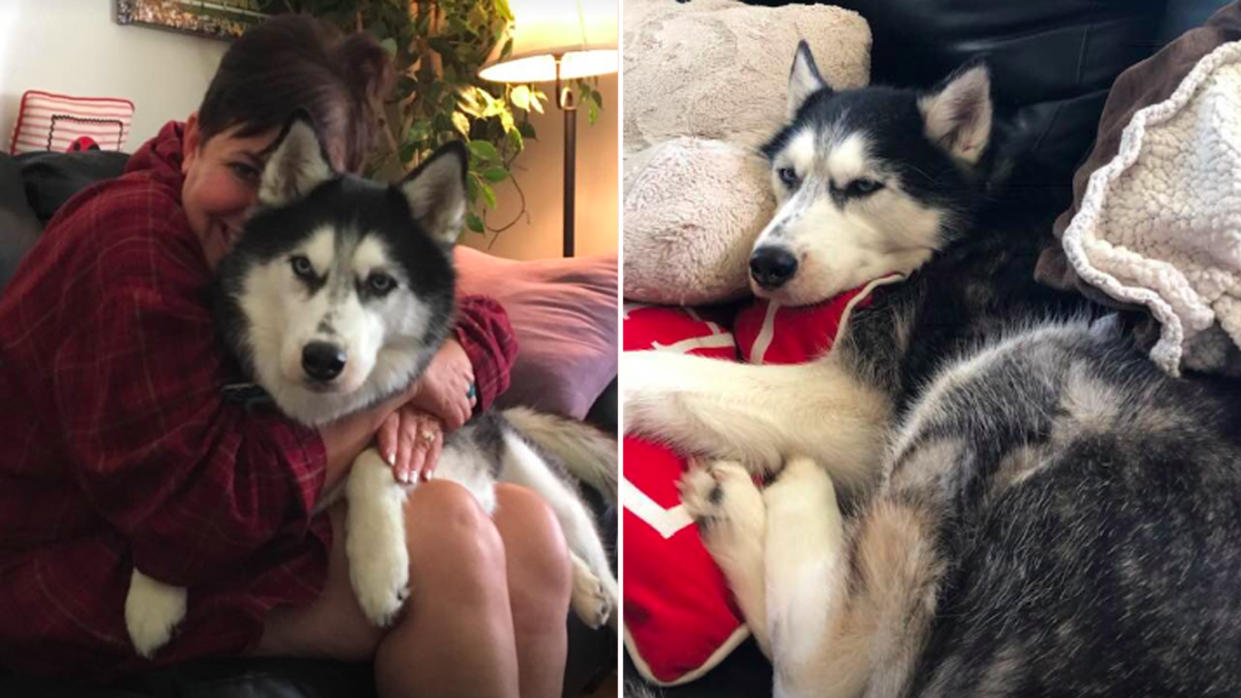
xmin=402 ymin=480 xmax=507 ymax=598
xmin=493 ymin=484 xmax=572 ymax=613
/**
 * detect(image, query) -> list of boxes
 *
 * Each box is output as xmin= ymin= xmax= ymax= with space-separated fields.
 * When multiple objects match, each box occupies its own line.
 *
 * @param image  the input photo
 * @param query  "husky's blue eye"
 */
xmin=367 ymin=273 xmax=396 ymax=296
xmin=290 ymin=255 xmax=314 ymax=278
xmin=777 ymin=167 xmax=800 ymax=188
xmin=847 ymin=178 xmax=883 ymax=196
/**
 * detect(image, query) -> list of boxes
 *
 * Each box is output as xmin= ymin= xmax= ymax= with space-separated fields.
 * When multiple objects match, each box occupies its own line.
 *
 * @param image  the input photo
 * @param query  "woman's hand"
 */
xmin=405 ymin=338 xmax=477 ymax=431
xmin=317 ymin=377 xmax=422 ymax=496
xmin=377 ymin=405 xmax=444 ymax=483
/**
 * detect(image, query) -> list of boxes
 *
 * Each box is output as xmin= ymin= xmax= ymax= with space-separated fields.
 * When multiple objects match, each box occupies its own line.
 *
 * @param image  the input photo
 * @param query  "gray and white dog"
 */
xmin=624 ymin=42 xmax=1241 ymax=697
xmin=125 ymin=117 xmax=618 ymax=658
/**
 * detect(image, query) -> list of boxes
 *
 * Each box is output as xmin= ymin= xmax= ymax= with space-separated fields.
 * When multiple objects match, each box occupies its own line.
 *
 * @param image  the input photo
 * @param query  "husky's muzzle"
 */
xmin=750 ymin=245 xmax=799 ymax=290
xmin=302 ymin=341 xmax=347 ymax=384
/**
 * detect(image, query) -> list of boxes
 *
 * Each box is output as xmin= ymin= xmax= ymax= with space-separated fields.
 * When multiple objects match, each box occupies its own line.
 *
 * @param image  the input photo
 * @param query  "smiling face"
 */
xmin=180 ymin=116 xmax=281 ymax=269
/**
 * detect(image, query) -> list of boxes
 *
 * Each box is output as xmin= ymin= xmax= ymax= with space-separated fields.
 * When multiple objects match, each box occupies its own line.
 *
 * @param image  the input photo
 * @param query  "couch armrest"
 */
xmin=0 ymin=153 xmax=43 ymax=293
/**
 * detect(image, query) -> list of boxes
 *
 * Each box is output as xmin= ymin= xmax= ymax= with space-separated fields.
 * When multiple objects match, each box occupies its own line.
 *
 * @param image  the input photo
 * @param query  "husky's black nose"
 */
xmin=303 ymin=342 xmax=346 ymax=381
xmin=750 ymin=247 xmax=798 ymax=289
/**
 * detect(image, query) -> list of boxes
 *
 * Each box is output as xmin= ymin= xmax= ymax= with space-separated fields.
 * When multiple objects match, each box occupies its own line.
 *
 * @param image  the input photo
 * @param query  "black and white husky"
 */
xmin=625 ymin=42 xmax=1241 ymax=697
xmin=125 ymin=117 xmax=618 ymax=658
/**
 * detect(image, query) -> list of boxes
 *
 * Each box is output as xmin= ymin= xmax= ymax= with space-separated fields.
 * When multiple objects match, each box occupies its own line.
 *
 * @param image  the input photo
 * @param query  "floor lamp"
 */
xmin=479 ymin=0 xmax=618 ymax=257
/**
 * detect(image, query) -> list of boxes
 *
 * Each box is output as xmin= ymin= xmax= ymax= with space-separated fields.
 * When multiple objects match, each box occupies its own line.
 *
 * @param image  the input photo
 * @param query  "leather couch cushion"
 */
xmin=740 ymin=0 xmax=1168 ymax=188
xmin=0 ymin=154 xmax=43 ymax=293
xmin=17 ymin=150 xmax=129 ymax=223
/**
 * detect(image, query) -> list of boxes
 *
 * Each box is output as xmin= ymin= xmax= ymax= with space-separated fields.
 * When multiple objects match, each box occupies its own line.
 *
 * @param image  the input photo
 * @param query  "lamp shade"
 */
xmin=478 ymin=0 xmax=618 ymax=83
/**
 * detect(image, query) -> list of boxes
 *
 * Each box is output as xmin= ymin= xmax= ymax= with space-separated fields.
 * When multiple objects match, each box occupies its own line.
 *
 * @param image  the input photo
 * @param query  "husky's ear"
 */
xmin=399 ymin=142 xmax=467 ymax=245
xmin=788 ymin=40 xmax=829 ymax=117
xmin=259 ymin=113 xmax=336 ymax=207
xmin=918 ymin=62 xmax=993 ymax=164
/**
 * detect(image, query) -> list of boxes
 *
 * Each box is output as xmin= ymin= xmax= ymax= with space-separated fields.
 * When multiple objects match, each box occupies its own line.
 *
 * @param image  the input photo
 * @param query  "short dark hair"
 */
xmin=197 ymin=14 xmax=392 ymax=173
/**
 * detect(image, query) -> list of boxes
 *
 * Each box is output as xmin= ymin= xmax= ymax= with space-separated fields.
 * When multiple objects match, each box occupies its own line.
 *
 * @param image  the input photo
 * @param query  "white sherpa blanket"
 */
xmin=1063 ymin=39 xmax=1241 ymax=376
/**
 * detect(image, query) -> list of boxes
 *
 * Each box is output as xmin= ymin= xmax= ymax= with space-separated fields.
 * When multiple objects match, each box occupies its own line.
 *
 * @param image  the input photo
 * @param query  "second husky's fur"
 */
xmin=625 ymin=42 xmax=1241 ymax=697
xmin=125 ymin=118 xmax=618 ymax=658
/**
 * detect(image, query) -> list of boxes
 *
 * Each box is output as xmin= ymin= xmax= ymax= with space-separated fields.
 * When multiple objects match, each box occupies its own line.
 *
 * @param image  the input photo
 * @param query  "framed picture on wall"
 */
xmin=114 ymin=0 xmax=268 ymax=40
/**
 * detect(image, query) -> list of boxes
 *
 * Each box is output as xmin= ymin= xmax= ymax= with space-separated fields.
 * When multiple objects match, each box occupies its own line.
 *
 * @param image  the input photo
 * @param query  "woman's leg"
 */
xmin=254 ymin=480 xmax=520 ymax=698
xmin=492 ymin=483 xmax=574 ymax=698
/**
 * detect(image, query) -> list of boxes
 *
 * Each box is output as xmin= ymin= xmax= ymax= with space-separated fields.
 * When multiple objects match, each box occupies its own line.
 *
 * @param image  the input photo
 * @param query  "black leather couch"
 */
xmin=0 ymin=150 xmax=618 ymax=697
xmin=627 ymin=0 xmax=1229 ymax=696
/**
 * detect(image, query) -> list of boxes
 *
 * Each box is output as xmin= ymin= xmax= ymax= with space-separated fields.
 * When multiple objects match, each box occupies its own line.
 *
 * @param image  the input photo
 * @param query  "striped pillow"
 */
xmin=9 ymin=91 xmax=134 ymax=154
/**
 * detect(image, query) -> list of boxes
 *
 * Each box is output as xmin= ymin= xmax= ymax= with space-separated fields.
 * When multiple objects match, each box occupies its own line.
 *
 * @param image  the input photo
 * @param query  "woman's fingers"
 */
xmin=406 ymin=411 xmax=444 ymax=482
xmin=421 ymin=436 xmax=443 ymax=481
xmin=378 ymin=412 xmax=399 ymax=468
xmin=396 ymin=416 xmax=417 ymax=483
xmin=411 ymin=414 xmax=444 ymax=480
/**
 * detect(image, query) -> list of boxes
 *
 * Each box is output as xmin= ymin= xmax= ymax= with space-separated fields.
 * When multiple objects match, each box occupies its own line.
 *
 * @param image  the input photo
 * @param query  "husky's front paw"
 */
xmin=125 ymin=569 xmax=187 ymax=658
xmin=680 ymin=458 xmax=770 ymax=652
xmin=570 ymin=554 xmax=613 ymax=629
xmin=346 ymin=451 xmax=411 ymax=627
xmin=351 ymin=560 xmax=408 ymax=628
xmin=679 ymin=458 xmax=765 ymax=549
xmin=763 ymin=456 xmax=837 ymax=516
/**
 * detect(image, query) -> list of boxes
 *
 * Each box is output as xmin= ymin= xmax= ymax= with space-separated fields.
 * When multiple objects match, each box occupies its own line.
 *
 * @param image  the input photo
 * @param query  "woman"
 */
xmin=0 ymin=15 xmax=571 ymax=698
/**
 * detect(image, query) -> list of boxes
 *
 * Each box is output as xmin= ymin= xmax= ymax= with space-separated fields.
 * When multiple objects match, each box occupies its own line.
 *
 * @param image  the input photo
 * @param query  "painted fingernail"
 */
xmin=385 ymin=451 xmax=396 ymax=466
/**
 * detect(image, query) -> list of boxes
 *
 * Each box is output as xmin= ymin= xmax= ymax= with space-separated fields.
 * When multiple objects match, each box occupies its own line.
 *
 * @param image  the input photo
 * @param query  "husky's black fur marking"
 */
xmin=214 ymin=172 xmax=457 ymax=383
xmin=764 ymin=86 xmax=988 ymax=222
xmin=755 ymin=49 xmax=1241 ymax=697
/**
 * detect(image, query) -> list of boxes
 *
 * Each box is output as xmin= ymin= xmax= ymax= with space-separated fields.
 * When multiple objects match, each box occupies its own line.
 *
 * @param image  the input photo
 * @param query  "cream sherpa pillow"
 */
xmin=622 ymin=0 xmax=871 ymax=304
xmin=624 ymin=138 xmax=773 ymax=305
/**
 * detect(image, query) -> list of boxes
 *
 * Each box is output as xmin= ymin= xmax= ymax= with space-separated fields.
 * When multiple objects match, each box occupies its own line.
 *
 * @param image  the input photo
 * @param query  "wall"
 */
xmin=0 ymin=0 xmax=226 ymax=151
xmin=461 ymin=73 xmax=619 ymax=260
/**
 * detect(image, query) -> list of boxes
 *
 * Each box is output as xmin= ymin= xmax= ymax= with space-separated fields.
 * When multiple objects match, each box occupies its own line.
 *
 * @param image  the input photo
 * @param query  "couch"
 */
xmin=625 ymin=0 xmax=1230 ymax=695
xmin=0 ymin=148 xmax=618 ymax=697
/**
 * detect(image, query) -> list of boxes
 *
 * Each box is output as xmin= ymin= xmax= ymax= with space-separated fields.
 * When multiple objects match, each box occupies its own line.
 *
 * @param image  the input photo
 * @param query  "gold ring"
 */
xmin=419 ymin=430 xmax=436 ymax=444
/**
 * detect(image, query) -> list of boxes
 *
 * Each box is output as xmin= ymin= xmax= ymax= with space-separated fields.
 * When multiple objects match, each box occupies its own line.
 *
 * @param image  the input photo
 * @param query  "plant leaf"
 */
xmin=468 ymin=140 xmax=501 ymax=162
xmin=510 ymin=84 xmax=530 ymax=110
xmin=482 ymin=166 xmax=508 ymax=182
xmin=456 ymin=88 xmax=484 ymax=117
xmin=467 ymin=174 xmax=480 ymax=203
xmin=407 ymin=119 xmax=432 ymax=142
xmin=466 ymin=211 xmax=485 ymax=233
xmin=379 ymin=38 xmax=398 ymax=56
xmin=452 ymin=111 xmax=471 ymax=138
xmin=480 ymin=182 xmax=497 ymax=208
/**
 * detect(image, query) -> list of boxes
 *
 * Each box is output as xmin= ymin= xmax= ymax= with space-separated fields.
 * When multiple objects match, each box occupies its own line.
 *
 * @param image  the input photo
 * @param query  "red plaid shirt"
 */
xmin=0 ymin=121 xmax=516 ymax=679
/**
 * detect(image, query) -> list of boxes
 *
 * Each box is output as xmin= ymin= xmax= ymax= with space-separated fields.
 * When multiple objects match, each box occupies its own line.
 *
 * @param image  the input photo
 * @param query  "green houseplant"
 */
xmin=194 ymin=0 xmax=603 ymax=236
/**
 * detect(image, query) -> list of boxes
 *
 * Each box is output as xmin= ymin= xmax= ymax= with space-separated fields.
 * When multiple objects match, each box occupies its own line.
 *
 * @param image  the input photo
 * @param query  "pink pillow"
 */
xmin=10 ymin=91 xmax=134 ymax=154
xmin=454 ymin=246 xmax=617 ymax=419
